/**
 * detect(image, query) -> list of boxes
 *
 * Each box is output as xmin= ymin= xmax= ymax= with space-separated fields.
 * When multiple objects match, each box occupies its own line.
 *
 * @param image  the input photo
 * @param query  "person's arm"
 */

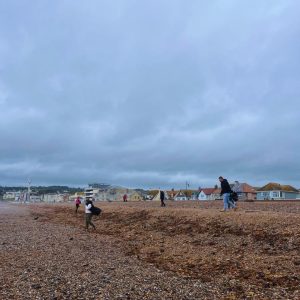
xmin=220 ymin=182 xmax=224 ymax=195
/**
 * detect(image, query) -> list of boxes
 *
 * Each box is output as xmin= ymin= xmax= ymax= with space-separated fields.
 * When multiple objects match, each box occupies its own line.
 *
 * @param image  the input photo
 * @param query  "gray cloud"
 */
xmin=0 ymin=0 xmax=300 ymax=189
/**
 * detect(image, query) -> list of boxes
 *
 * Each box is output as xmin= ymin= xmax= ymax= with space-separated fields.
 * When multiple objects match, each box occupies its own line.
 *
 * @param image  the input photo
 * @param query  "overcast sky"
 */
xmin=0 ymin=0 xmax=300 ymax=189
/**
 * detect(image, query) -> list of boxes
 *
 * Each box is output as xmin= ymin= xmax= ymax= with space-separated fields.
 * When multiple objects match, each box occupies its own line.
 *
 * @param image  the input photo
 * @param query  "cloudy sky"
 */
xmin=0 ymin=0 xmax=299 ymax=189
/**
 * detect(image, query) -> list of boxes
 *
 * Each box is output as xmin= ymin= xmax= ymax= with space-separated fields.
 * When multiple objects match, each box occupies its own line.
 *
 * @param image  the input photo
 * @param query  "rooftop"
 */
xmin=258 ymin=182 xmax=298 ymax=192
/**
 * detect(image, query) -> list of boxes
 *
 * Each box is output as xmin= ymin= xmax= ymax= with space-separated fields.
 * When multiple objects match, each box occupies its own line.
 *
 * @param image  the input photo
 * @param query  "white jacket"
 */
xmin=85 ymin=203 xmax=92 ymax=213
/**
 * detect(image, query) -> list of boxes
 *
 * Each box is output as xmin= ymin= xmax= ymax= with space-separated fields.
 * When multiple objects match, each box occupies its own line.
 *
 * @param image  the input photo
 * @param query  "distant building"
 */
xmin=105 ymin=187 xmax=128 ymax=201
xmin=3 ymin=191 xmax=23 ymax=201
xmin=166 ymin=190 xmax=177 ymax=200
xmin=88 ymin=183 xmax=111 ymax=189
xmin=85 ymin=183 xmax=111 ymax=201
xmin=135 ymin=189 xmax=148 ymax=200
xmin=30 ymin=195 xmax=42 ymax=202
xmin=256 ymin=183 xmax=299 ymax=200
xmin=42 ymin=193 xmax=68 ymax=203
xmin=84 ymin=185 xmax=144 ymax=202
xmin=198 ymin=188 xmax=216 ymax=200
xmin=128 ymin=191 xmax=143 ymax=201
xmin=211 ymin=188 xmax=223 ymax=200
xmin=85 ymin=188 xmax=101 ymax=201
xmin=190 ymin=191 xmax=200 ymax=200
xmin=235 ymin=183 xmax=257 ymax=201
xmin=147 ymin=190 xmax=159 ymax=200
xmin=174 ymin=191 xmax=188 ymax=201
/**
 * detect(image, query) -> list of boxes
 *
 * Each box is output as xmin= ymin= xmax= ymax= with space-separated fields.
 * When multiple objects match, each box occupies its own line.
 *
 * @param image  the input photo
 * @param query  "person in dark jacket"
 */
xmin=160 ymin=190 xmax=166 ymax=207
xmin=219 ymin=176 xmax=235 ymax=211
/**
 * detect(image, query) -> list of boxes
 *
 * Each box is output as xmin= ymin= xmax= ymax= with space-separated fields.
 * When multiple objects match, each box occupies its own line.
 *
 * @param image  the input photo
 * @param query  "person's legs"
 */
xmin=228 ymin=198 xmax=236 ymax=209
xmin=85 ymin=213 xmax=95 ymax=229
xmin=90 ymin=216 xmax=96 ymax=229
xmin=86 ymin=214 xmax=96 ymax=229
xmin=223 ymin=193 xmax=230 ymax=210
xmin=76 ymin=204 xmax=79 ymax=213
xmin=229 ymin=199 xmax=236 ymax=209
xmin=227 ymin=193 xmax=235 ymax=209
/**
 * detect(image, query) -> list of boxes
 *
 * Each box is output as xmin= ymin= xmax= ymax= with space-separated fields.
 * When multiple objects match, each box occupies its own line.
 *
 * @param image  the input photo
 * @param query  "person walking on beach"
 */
xmin=75 ymin=196 xmax=81 ymax=213
xmin=123 ymin=194 xmax=127 ymax=202
xmin=219 ymin=176 xmax=235 ymax=211
xmin=85 ymin=198 xmax=96 ymax=230
xmin=160 ymin=190 xmax=166 ymax=207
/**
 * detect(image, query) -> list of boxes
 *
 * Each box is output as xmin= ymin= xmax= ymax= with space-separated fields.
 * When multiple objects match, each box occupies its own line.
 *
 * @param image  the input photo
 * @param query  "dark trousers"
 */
xmin=85 ymin=213 xmax=95 ymax=229
xmin=161 ymin=200 xmax=166 ymax=207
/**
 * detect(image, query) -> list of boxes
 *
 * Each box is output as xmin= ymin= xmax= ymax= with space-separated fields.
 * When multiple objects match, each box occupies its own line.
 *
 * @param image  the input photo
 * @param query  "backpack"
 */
xmin=230 ymin=192 xmax=239 ymax=202
xmin=90 ymin=205 xmax=102 ymax=216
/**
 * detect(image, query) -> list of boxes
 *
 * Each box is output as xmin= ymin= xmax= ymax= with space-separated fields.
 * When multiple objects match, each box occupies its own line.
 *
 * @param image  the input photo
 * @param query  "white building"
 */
xmin=84 ymin=187 xmax=101 ymax=200
xmin=30 ymin=195 xmax=42 ymax=202
xmin=174 ymin=191 xmax=188 ymax=201
xmin=42 ymin=193 xmax=68 ymax=203
xmin=3 ymin=191 xmax=26 ymax=201
xmin=198 ymin=188 xmax=216 ymax=201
